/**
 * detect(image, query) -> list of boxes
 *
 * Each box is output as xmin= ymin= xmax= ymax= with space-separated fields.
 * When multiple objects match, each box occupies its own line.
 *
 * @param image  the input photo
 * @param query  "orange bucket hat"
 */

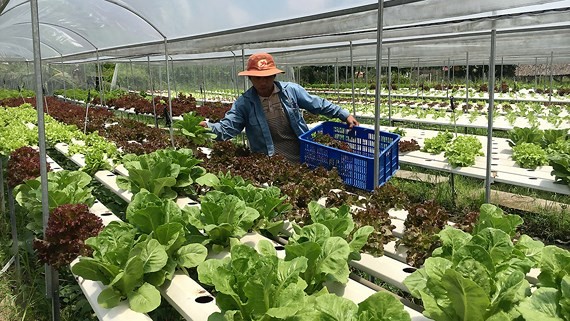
xmin=238 ymin=52 xmax=284 ymax=77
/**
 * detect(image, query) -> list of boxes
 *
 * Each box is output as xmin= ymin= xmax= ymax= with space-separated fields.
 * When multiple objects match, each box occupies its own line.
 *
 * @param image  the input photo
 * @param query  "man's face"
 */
xmin=249 ymin=75 xmax=276 ymax=97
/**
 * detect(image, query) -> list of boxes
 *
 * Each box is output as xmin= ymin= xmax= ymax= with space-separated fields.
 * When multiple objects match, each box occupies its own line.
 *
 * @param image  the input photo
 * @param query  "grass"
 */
xmin=0 ymin=201 xmax=20 ymax=321
xmin=0 ymin=151 xmax=101 ymax=321
xmin=0 ymin=203 xmax=50 ymax=321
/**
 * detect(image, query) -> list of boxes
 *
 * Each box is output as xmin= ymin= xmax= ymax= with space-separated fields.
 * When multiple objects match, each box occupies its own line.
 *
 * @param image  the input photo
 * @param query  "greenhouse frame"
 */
xmin=1 ymin=1 xmax=570 ymax=321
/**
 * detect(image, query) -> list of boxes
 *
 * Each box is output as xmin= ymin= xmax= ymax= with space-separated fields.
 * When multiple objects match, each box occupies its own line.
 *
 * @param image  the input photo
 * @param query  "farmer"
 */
xmin=200 ymin=52 xmax=359 ymax=162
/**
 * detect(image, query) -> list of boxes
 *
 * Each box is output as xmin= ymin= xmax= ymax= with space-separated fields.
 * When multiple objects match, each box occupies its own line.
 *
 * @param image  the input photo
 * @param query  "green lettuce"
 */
xmin=198 ymin=241 xmax=309 ymax=320
xmin=185 ymin=190 xmax=260 ymax=250
xmin=117 ymin=148 xmax=217 ymax=199
xmin=213 ymin=174 xmax=291 ymax=236
xmin=404 ymin=204 xmax=543 ymax=321
xmin=14 ymin=170 xmax=95 ymax=233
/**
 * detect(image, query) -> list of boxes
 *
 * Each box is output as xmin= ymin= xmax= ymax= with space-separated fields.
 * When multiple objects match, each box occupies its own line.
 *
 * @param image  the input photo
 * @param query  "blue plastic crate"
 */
xmin=299 ymin=121 xmax=400 ymax=191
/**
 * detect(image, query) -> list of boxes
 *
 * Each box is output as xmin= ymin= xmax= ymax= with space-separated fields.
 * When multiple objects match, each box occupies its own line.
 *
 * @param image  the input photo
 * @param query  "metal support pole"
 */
xmin=465 ymin=52 xmax=470 ymax=106
xmin=388 ymin=47 xmax=392 ymax=126
xmin=231 ymin=51 xmax=239 ymax=98
xmin=549 ymin=51 xmax=554 ymax=103
xmin=397 ymin=60 xmax=400 ymax=90
xmin=335 ymin=58 xmax=339 ymax=103
xmin=60 ymin=56 xmax=66 ymax=97
xmin=82 ymin=64 xmax=87 ymax=89
xmin=148 ymin=57 xmax=158 ymax=128
xmin=485 ymin=30 xmax=497 ymax=203
xmin=83 ymin=94 xmax=90 ymax=134
xmin=158 ymin=65 xmax=163 ymax=94
xmin=364 ymin=60 xmax=369 ymax=105
xmin=164 ymin=39 xmax=175 ymax=148
xmin=447 ymin=58 xmax=451 ymax=98
xmin=31 ymin=1 xmax=59 ymax=320
xmin=47 ymin=63 xmax=52 ymax=95
xmin=416 ymin=58 xmax=420 ymax=98
xmin=170 ymin=57 xmax=177 ymax=96
xmin=96 ymin=50 xmax=104 ymax=106
xmin=242 ymin=47 xmax=247 ymax=93
xmin=350 ymin=41 xmax=356 ymax=116
xmin=130 ymin=60 xmax=134 ymax=92
xmin=127 ymin=59 xmax=132 ymax=91
xmin=201 ymin=64 xmax=206 ymax=105
xmin=373 ymin=0 xmax=385 ymax=190
xmin=534 ymin=57 xmax=538 ymax=90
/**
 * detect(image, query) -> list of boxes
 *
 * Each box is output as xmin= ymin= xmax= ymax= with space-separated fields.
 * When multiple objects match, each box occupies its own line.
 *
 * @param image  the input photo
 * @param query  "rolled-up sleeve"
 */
xmin=207 ymin=105 xmax=246 ymax=141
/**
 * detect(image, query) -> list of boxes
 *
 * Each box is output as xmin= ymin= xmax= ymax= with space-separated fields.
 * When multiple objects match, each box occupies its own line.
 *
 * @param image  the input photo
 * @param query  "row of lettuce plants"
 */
xmin=404 ymin=203 xmax=570 ymax=321
xmin=0 ymin=138 xmax=393 ymax=318
xmin=3 ymin=89 xmax=564 ymax=318
xmin=7 ymin=115 xmax=570 ymax=321
xmin=0 ymin=97 xmax=221 ymax=174
xmin=54 ymin=89 xmax=232 ymax=121
xmin=9 ymin=143 xmax=570 ymax=321
xmin=507 ymin=127 xmax=570 ymax=187
xmin=57 ymin=145 xmax=411 ymax=319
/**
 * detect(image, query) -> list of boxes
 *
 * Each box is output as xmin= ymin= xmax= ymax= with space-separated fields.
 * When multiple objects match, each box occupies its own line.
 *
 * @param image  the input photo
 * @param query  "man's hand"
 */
xmin=346 ymin=115 xmax=359 ymax=129
xmin=199 ymin=121 xmax=208 ymax=128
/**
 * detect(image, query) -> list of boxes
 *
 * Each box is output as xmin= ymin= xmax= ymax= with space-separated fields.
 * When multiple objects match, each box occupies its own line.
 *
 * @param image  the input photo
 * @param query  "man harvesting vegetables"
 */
xmin=200 ymin=52 xmax=359 ymax=162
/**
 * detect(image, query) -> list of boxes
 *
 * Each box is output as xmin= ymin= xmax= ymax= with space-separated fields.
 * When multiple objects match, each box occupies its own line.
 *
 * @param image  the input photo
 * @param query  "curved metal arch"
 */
xmin=0 ymin=40 xmax=33 ymax=57
xmin=104 ymin=0 xmax=165 ymax=39
xmin=2 ymin=0 xmax=164 ymax=52
xmin=7 ymin=35 xmax=63 ymax=56
xmin=12 ymin=21 xmax=98 ymax=50
xmin=0 ymin=0 xmax=27 ymax=17
xmin=0 ymin=0 xmax=10 ymax=14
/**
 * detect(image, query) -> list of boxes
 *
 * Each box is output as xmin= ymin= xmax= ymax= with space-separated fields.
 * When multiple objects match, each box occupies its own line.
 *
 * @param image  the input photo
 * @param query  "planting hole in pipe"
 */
xmin=195 ymin=296 xmax=214 ymax=304
xmin=100 ymin=212 xmax=112 ymax=216
xmin=403 ymin=267 xmax=417 ymax=273
xmin=274 ymin=246 xmax=285 ymax=251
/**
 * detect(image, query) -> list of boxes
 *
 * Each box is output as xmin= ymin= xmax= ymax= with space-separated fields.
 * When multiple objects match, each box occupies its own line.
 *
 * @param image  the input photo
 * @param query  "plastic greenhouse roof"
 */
xmin=0 ymin=0 xmax=568 ymax=65
xmin=89 ymin=23 xmax=570 ymax=67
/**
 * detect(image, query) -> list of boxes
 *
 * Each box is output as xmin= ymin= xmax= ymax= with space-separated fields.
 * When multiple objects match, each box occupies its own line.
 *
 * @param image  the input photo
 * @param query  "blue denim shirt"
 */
xmin=207 ymin=81 xmax=350 ymax=156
